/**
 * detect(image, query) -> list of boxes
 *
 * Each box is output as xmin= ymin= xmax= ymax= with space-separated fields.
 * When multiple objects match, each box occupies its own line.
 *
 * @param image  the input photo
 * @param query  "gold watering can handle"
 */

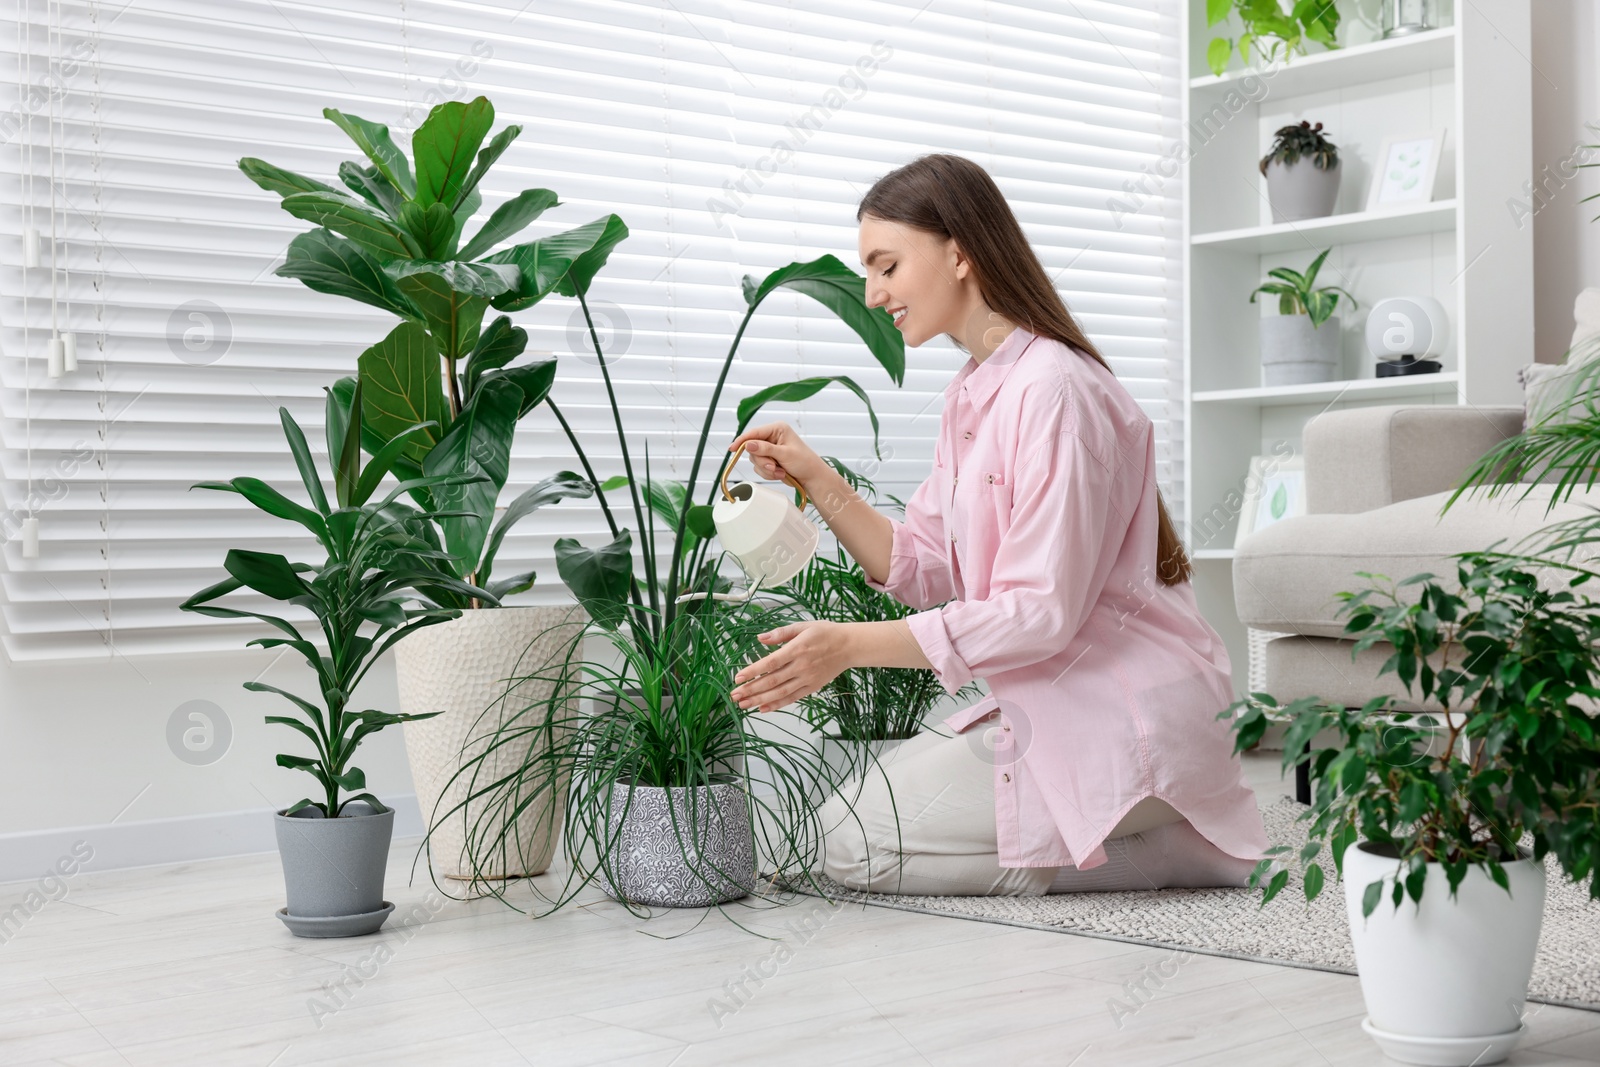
xmin=721 ymin=440 xmax=808 ymax=511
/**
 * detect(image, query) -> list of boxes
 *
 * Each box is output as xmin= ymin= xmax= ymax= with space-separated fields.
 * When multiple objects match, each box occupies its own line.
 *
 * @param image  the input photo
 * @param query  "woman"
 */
xmin=727 ymin=153 xmax=1270 ymax=896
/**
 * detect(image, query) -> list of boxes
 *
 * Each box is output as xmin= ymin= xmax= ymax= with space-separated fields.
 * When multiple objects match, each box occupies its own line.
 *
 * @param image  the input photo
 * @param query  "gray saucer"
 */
xmin=275 ymin=900 xmax=395 ymax=938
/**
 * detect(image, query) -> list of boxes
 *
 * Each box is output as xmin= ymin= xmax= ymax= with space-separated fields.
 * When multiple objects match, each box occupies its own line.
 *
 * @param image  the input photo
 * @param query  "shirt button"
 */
xmin=949 ymin=531 xmax=956 ymax=543
xmin=962 ymin=431 xmax=973 ymax=440
xmin=1002 ymin=773 xmax=1011 ymax=782
xmin=986 ymin=473 xmax=995 ymax=483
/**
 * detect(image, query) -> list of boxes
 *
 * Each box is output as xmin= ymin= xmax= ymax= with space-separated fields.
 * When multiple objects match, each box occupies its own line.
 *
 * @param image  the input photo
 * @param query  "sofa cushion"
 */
xmin=1519 ymin=286 xmax=1600 ymax=448
xmin=1234 ymin=482 xmax=1600 ymax=639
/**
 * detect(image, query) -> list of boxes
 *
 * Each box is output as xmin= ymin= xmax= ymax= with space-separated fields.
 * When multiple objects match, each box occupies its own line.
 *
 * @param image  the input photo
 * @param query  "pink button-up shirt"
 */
xmin=865 ymin=326 xmax=1269 ymax=871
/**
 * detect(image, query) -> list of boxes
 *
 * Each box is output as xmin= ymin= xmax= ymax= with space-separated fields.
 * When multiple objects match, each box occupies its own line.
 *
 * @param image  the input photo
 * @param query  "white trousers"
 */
xmin=816 ymin=726 xmax=1255 ymax=896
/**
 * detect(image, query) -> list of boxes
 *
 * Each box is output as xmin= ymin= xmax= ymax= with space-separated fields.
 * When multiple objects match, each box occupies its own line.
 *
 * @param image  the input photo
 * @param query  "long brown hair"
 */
xmin=858 ymin=152 xmax=1191 ymax=585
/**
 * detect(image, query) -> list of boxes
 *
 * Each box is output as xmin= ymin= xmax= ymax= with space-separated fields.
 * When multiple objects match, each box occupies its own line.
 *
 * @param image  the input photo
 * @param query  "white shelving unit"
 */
xmin=1179 ymin=0 xmax=1534 ymax=696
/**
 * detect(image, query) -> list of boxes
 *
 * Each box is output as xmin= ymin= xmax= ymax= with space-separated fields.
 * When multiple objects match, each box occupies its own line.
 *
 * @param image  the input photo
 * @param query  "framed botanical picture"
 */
xmin=1366 ymin=128 xmax=1446 ymax=210
xmin=1235 ymin=453 xmax=1307 ymax=546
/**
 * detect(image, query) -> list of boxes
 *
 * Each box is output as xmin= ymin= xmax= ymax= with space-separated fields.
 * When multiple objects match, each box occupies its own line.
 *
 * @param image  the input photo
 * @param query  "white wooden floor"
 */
xmin=7 ymin=749 xmax=1600 ymax=1066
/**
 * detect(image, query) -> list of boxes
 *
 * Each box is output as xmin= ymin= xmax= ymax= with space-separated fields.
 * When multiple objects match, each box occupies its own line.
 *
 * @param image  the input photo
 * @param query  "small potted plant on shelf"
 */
xmin=180 ymin=385 xmax=496 ymax=937
xmin=237 ymin=95 xmax=610 ymax=887
xmin=1222 ymin=547 xmax=1600 ymax=1066
xmin=1249 ymin=247 xmax=1357 ymax=386
xmin=1204 ymin=0 xmax=1342 ymax=77
xmin=1260 ymin=119 xmax=1341 ymax=223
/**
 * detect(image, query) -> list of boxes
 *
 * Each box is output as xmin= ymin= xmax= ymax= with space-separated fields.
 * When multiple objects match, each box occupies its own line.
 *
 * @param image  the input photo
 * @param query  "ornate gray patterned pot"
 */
xmin=601 ymin=779 xmax=756 ymax=907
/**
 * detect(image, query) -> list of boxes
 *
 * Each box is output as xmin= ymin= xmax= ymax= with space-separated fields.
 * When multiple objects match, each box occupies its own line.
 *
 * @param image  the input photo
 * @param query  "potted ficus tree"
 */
xmin=1260 ymin=119 xmax=1342 ymax=223
xmin=1227 ymin=338 xmax=1600 ymax=1067
xmin=237 ymin=96 xmax=603 ymax=887
xmin=181 ymin=384 xmax=495 ymax=937
xmin=1249 ymin=246 xmax=1357 ymax=386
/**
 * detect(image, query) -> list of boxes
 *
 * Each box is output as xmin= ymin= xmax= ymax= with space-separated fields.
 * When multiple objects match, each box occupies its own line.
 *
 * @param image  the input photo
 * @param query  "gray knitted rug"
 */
xmin=776 ymin=795 xmax=1600 ymax=1013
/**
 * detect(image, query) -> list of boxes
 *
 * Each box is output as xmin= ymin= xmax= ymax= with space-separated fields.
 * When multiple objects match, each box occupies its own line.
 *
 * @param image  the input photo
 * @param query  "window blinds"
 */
xmin=0 ymin=0 xmax=1182 ymax=660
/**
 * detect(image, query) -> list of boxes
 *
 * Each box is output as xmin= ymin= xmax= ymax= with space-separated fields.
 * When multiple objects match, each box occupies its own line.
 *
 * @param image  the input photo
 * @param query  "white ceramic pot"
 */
xmin=1342 ymin=838 xmax=1546 ymax=1065
xmin=1260 ymin=313 xmax=1341 ymax=386
xmin=394 ymin=604 xmax=586 ymax=891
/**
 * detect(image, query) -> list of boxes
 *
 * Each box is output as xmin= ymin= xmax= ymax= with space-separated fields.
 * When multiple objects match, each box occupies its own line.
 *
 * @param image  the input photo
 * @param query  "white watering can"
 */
xmin=673 ymin=439 xmax=820 ymax=605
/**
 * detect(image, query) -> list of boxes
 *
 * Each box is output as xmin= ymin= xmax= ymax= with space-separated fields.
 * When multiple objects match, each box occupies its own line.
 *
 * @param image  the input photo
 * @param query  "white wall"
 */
xmin=1532 ymin=0 xmax=1600 ymax=362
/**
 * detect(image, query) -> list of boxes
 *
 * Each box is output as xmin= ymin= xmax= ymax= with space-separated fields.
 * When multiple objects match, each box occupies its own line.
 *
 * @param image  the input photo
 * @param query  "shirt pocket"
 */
xmin=977 ymin=470 xmax=1014 ymax=535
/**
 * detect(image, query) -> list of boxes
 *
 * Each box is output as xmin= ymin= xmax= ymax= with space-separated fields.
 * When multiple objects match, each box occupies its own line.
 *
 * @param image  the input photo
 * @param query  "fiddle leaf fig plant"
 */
xmin=1249 ymin=247 xmax=1357 ymax=328
xmin=239 ymin=96 xmax=599 ymax=602
xmin=180 ymin=382 xmax=498 ymax=818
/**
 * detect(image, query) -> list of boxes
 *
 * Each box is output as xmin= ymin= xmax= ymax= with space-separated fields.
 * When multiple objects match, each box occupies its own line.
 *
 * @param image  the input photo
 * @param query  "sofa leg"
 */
xmin=1295 ymin=736 xmax=1311 ymax=805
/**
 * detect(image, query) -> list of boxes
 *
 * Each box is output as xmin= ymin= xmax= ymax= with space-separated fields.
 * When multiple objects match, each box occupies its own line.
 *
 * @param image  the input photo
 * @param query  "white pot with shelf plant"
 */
xmin=1250 ymin=248 xmax=1357 ymax=386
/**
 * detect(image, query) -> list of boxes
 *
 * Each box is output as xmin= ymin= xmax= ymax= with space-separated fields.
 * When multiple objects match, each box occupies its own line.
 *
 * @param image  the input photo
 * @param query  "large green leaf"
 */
xmin=398 ymin=201 xmax=458 ymax=260
xmin=482 ymin=359 xmax=557 ymax=418
xmin=423 ymin=376 xmax=522 ymax=573
xmin=480 ymin=470 xmax=594 ymax=586
xmin=357 ymin=322 xmax=449 ymax=466
xmin=280 ymin=191 xmax=421 ymax=260
xmin=452 ymin=123 xmax=522 ymax=212
xmin=412 ymin=97 xmax=495 ymax=209
xmin=736 ymin=374 xmax=884 ymax=458
xmin=385 ymin=260 xmax=518 ymax=359
xmin=338 ymin=160 xmax=406 ymax=220
xmin=322 ymin=108 xmax=415 ymax=198
xmin=223 ymin=549 xmax=311 ymax=602
xmin=482 ymin=215 xmax=627 ymax=312
xmin=276 ymin=229 xmax=419 ymax=321
xmin=742 ymin=254 xmax=905 ymax=386
xmin=462 ymin=315 xmax=528 ymax=399
xmin=554 ymin=529 xmax=635 ymax=631
xmin=457 ymin=188 xmax=561 ymax=261
xmin=238 ymin=158 xmax=339 ymax=198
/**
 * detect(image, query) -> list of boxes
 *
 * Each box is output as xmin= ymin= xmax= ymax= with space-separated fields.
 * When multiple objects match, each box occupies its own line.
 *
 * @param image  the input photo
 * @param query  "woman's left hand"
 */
xmin=731 ymin=620 xmax=850 ymax=712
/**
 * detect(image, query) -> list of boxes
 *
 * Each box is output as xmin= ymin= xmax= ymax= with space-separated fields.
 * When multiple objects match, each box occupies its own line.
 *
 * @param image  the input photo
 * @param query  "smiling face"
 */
xmin=858 ymin=213 xmax=971 ymax=348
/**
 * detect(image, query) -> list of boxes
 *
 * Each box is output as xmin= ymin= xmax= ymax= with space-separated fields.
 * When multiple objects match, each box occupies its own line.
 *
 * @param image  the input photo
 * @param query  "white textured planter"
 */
xmin=1260 ymin=313 xmax=1341 ymax=386
xmin=395 ymin=604 xmax=586 ymax=890
xmin=1342 ymin=839 xmax=1546 ymax=1066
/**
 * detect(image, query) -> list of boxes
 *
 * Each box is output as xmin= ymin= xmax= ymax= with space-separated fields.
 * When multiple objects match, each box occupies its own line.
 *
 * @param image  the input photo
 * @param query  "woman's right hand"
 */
xmin=727 ymin=422 xmax=829 ymax=490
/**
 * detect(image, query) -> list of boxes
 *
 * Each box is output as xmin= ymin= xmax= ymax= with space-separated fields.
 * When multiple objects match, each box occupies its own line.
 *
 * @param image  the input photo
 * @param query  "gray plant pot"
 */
xmin=274 ymin=800 xmax=394 ymax=937
xmin=1260 ymin=313 xmax=1342 ymax=386
xmin=601 ymin=780 xmax=756 ymax=907
xmin=1264 ymin=156 xmax=1341 ymax=223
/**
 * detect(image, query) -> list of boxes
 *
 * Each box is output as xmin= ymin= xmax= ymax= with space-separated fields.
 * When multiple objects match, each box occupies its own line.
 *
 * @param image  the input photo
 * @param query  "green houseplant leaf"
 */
xmin=741 ymin=254 xmax=905 ymax=386
xmin=358 ymin=322 xmax=450 ymax=466
xmin=412 ymin=96 xmax=495 ymax=209
xmin=275 ymin=229 xmax=419 ymax=321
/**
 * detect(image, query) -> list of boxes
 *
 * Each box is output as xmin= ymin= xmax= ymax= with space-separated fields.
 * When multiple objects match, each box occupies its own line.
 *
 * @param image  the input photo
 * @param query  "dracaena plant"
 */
xmin=179 ymin=382 xmax=497 ymax=817
xmin=1248 ymin=247 xmax=1357 ymax=328
xmin=238 ymin=95 xmax=601 ymax=603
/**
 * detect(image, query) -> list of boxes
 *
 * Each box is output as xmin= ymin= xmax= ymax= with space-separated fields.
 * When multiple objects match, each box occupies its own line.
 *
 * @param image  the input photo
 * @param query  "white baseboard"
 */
xmin=0 ymin=793 xmax=424 ymax=886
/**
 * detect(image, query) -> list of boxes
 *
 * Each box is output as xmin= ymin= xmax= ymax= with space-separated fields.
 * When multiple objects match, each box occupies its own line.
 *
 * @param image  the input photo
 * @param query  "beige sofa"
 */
xmin=1233 ymin=404 xmax=1600 ymax=801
